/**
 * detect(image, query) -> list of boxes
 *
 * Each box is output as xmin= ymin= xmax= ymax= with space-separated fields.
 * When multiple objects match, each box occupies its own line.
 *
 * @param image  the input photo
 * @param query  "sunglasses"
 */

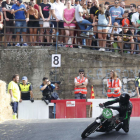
xmin=88 ymin=2 xmax=92 ymax=3
xmin=79 ymin=73 xmax=84 ymax=74
xmin=130 ymin=6 xmax=133 ymax=8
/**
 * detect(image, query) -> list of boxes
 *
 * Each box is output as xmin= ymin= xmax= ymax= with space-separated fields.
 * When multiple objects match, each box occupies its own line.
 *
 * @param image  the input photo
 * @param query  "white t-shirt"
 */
xmin=131 ymin=12 xmax=139 ymax=25
xmin=51 ymin=2 xmax=64 ymax=20
xmin=108 ymin=27 xmax=122 ymax=38
xmin=75 ymin=4 xmax=83 ymax=22
xmin=107 ymin=78 xmax=122 ymax=88
xmin=74 ymin=76 xmax=88 ymax=83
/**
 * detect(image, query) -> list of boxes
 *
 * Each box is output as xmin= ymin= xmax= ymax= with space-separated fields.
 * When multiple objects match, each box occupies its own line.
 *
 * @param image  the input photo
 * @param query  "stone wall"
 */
xmin=0 ymin=46 xmax=140 ymax=99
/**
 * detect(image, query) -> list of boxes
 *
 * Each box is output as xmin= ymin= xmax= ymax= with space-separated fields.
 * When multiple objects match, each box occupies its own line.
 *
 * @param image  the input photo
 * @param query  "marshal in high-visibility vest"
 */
xmin=107 ymin=70 xmax=122 ymax=98
xmin=19 ymin=76 xmax=34 ymax=101
xmin=135 ymin=72 xmax=140 ymax=98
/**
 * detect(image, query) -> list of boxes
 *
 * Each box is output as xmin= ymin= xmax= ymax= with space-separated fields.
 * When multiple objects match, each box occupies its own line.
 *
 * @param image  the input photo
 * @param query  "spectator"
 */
xmin=94 ymin=4 xmax=111 ymax=51
xmin=11 ymin=0 xmax=28 ymax=47
xmin=109 ymin=0 xmax=124 ymax=25
xmin=108 ymin=22 xmax=122 ymax=47
xmin=40 ymin=77 xmax=55 ymax=102
xmin=0 ymin=9 xmax=3 ymax=45
xmin=39 ymin=0 xmax=51 ymax=46
xmin=128 ymin=4 xmax=136 ymax=25
xmin=63 ymin=0 xmax=75 ymax=48
xmin=0 ymin=0 xmax=3 ymax=12
xmin=104 ymin=1 xmax=110 ymax=11
xmin=19 ymin=76 xmax=34 ymax=102
xmin=74 ymin=69 xmax=88 ymax=99
xmin=131 ymin=5 xmax=140 ymax=29
xmin=120 ymin=1 xmax=125 ymax=9
xmin=86 ymin=0 xmax=93 ymax=46
xmin=90 ymin=0 xmax=99 ymax=39
xmin=26 ymin=2 xmax=38 ymax=46
xmin=51 ymin=0 xmax=65 ymax=47
xmin=30 ymin=0 xmax=39 ymax=12
xmin=2 ymin=0 xmax=14 ymax=46
xmin=137 ymin=31 xmax=140 ymax=54
xmin=136 ymin=14 xmax=140 ymax=31
xmin=117 ymin=24 xmax=134 ymax=54
xmin=71 ymin=0 xmax=75 ymax=7
xmin=75 ymin=0 xmax=92 ymax=38
xmin=120 ymin=10 xmax=130 ymax=27
xmin=8 ymin=74 xmax=20 ymax=119
xmin=135 ymin=72 xmax=140 ymax=97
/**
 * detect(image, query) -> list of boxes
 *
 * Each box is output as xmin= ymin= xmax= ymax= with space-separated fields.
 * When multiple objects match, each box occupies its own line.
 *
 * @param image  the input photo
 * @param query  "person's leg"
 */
xmin=40 ymin=24 xmax=43 ymax=43
xmin=130 ymin=39 xmax=134 ymax=54
xmin=77 ymin=22 xmax=86 ymax=34
xmin=69 ymin=26 xmax=75 ymax=47
xmin=75 ymin=93 xmax=81 ymax=99
xmin=46 ymin=28 xmax=50 ymax=46
xmin=102 ymin=29 xmax=108 ymax=48
xmin=98 ymin=29 xmax=103 ymax=47
xmin=29 ymin=28 xmax=33 ymax=45
xmin=64 ymin=26 xmax=70 ymax=46
xmin=81 ymin=94 xmax=86 ymax=99
xmin=33 ymin=28 xmax=38 ymax=45
xmin=15 ymin=21 xmax=21 ymax=46
xmin=59 ymin=21 xmax=65 ymax=45
xmin=82 ymin=19 xmax=92 ymax=32
xmin=21 ymin=21 xmax=27 ymax=46
xmin=117 ymin=36 xmax=123 ymax=52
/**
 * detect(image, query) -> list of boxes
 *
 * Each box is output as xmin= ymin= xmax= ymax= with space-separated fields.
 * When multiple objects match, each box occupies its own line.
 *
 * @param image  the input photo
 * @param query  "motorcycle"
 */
xmin=81 ymin=105 xmax=122 ymax=139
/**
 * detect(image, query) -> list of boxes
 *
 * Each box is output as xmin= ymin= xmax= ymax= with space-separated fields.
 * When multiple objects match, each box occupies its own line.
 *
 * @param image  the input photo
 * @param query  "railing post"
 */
xmin=4 ymin=19 xmax=6 ymax=47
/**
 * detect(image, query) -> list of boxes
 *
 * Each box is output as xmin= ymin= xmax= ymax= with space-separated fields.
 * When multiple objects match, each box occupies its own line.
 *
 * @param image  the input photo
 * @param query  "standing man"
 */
xmin=109 ymin=0 xmax=124 ymax=25
xmin=74 ymin=69 xmax=88 ymax=99
xmin=107 ymin=70 xmax=122 ymax=98
xmin=128 ymin=4 xmax=136 ymax=25
xmin=11 ymin=0 xmax=28 ymax=47
xmin=19 ymin=76 xmax=34 ymax=102
xmin=8 ymin=74 xmax=20 ymax=119
xmin=40 ymin=77 xmax=55 ymax=103
xmin=2 ymin=0 xmax=14 ymax=46
xmin=135 ymin=72 xmax=140 ymax=98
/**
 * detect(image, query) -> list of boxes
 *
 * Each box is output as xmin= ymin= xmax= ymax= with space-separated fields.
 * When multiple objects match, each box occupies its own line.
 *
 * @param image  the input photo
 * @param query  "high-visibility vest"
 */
xmin=135 ymin=77 xmax=140 ymax=87
xmin=74 ymin=77 xmax=87 ymax=94
xmin=107 ymin=78 xmax=121 ymax=98
xmin=19 ymin=82 xmax=31 ymax=93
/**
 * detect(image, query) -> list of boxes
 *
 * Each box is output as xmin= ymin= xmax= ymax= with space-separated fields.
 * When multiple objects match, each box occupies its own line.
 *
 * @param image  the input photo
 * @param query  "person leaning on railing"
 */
xmin=117 ymin=24 xmax=134 ymax=54
xmin=0 ymin=8 xmax=3 ymax=45
xmin=26 ymin=2 xmax=38 ymax=46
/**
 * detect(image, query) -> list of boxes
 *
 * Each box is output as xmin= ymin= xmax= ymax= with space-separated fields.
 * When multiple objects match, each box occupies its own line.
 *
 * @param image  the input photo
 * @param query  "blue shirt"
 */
xmin=12 ymin=4 xmax=26 ymax=20
xmin=109 ymin=6 xmax=124 ymax=25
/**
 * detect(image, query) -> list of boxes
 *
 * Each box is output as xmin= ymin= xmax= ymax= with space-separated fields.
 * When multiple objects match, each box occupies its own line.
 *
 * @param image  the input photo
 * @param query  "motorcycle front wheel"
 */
xmin=81 ymin=121 xmax=100 ymax=139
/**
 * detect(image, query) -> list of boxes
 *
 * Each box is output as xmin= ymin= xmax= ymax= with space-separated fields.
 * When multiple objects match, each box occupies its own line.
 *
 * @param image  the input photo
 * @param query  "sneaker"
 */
xmin=7 ymin=43 xmax=11 ymax=46
xmin=70 ymin=45 xmax=73 ymax=48
xmin=80 ymin=33 xmax=88 ymax=38
xmin=22 ymin=43 xmax=28 ymax=46
xmin=78 ymin=46 xmax=82 ymax=49
xmin=102 ymin=48 xmax=105 ymax=51
xmin=98 ymin=48 xmax=103 ymax=51
xmin=15 ymin=43 xmax=20 ymax=47
xmin=98 ymin=48 xmax=105 ymax=51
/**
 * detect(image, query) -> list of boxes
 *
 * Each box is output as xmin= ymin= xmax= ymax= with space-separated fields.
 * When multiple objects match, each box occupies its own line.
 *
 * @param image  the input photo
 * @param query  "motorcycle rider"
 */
xmin=99 ymin=93 xmax=133 ymax=132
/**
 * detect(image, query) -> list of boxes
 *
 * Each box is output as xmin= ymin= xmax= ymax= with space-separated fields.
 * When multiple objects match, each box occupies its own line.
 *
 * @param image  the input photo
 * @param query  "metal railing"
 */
xmin=1 ymin=19 xmax=140 ymax=55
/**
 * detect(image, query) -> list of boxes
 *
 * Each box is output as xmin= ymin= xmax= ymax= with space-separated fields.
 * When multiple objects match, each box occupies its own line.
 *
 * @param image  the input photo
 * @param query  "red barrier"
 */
xmin=130 ymin=98 xmax=140 ymax=117
xmin=51 ymin=99 xmax=91 ymax=119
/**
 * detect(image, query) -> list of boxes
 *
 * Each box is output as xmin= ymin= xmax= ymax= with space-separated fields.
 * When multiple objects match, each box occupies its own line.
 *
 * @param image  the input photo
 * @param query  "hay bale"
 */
xmin=0 ymin=80 xmax=13 ymax=122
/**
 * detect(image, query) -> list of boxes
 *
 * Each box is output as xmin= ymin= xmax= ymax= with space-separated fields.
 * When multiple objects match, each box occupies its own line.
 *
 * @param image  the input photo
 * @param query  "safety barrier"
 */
xmin=18 ymin=100 xmax=54 ymax=119
xmin=51 ymin=99 xmax=91 ymax=118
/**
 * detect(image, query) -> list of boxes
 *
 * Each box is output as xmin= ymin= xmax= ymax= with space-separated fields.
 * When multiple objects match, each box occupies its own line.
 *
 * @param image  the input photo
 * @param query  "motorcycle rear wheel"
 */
xmin=81 ymin=122 xmax=100 ymax=139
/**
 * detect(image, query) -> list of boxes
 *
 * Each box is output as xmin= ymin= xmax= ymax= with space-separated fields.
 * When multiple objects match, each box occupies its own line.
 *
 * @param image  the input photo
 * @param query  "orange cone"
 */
xmin=90 ymin=85 xmax=95 ymax=99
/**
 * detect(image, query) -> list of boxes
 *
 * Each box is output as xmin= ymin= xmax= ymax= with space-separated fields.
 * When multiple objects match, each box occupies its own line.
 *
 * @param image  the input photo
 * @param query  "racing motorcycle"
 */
xmin=81 ymin=105 xmax=121 ymax=139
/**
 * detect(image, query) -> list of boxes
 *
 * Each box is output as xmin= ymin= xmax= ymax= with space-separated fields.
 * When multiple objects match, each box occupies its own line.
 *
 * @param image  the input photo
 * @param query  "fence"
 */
xmin=1 ymin=19 xmax=140 ymax=55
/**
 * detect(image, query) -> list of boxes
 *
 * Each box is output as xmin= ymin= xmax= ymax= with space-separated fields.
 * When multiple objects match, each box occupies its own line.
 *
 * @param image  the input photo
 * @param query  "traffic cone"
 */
xmin=90 ymin=85 xmax=95 ymax=99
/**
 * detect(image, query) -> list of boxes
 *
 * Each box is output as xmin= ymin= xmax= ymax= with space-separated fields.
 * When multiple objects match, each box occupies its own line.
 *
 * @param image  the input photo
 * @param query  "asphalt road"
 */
xmin=0 ymin=118 xmax=140 ymax=140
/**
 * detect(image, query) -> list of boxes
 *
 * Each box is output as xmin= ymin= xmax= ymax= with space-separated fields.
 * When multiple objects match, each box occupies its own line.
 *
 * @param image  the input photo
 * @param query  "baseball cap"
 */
xmin=17 ymin=0 xmax=23 ymax=3
xmin=22 ymin=76 xmax=27 ymax=80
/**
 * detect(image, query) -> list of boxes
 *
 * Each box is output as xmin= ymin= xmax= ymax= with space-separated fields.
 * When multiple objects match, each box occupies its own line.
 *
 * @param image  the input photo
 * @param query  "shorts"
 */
xmin=98 ymin=25 xmax=110 ymax=31
xmin=124 ymin=43 xmax=131 ymax=49
xmin=11 ymin=102 xmax=18 ymax=113
xmin=39 ymin=18 xmax=50 ymax=25
xmin=28 ymin=21 xmax=39 ymax=27
xmin=6 ymin=20 xmax=14 ymax=33
xmin=75 ymin=93 xmax=86 ymax=99
xmin=52 ymin=20 xmax=64 ymax=28
xmin=64 ymin=22 xmax=76 ymax=28
xmin=15 ymin=21 xmax=27 ymax=33
xmin=87 ymin=27 xmax=94 ymax=36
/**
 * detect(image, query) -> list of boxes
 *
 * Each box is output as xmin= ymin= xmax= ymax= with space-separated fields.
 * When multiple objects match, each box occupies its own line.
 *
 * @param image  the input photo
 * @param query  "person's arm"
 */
xmin=47 ymin=8 xmax=51 ymax=21
xmin=39 ymin=6 xmax=45 ymax=21
xmin=103 ymin=98 xmax=119 ymax=106
xmin=9 ymin=89 xmax=13 ymax=97
xmin=108 ymin=16 xmax=111 ymax=26
xmin=110 ymin=27 xmax=114 ymax=38
xmin=92 ymin=15 xmax=97 ymax=26
xmin=33 ymin=9 xmax=38 ymax=19
xmin=26 ymin=10 xmax=29 ymax=22
xmin=40 ymin=84 xmax=48 ymax=91
xmin=30 ymin=91 xmax=33 ymax=98
xmin=11 ymin=8 xmax=22 ymax=14
xmin=19 ymin=91 xmax=22 ymax=102
xmin=1 ymin=12 xmax=3 ymax=23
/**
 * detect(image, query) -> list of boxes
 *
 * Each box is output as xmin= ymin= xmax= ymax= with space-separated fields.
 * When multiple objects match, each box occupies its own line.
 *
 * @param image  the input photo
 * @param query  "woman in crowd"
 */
xmin=63 ymin=0 xmax=75 ymax=48
xmin=26 ymin=2 xmax=39 ymax=46
xmin=0 ymin=10 xmax=3 ymax=46
xmin=39 ymin=0 xmax=51 ymax=46
xmin=93 ymin=4 xmax=111 ymax=51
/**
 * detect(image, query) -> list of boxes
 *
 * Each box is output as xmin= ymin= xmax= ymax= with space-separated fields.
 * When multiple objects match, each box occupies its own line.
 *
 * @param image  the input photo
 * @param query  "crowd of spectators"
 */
xmin=0 ymin=0 xmax=140 ymax=53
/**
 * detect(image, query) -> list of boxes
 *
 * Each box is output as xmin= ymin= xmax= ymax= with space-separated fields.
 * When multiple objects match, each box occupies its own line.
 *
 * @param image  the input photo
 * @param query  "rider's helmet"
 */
xmin=120 ymin=93 xmax=130 ymax=105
